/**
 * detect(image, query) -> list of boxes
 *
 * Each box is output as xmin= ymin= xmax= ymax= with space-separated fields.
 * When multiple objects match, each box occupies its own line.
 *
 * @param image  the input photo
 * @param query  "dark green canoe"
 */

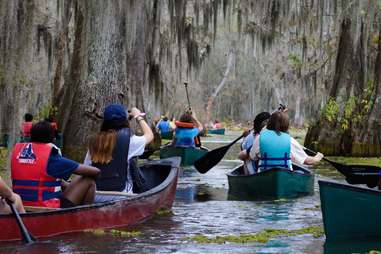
xmin=207 ymin=128 xmax=225 ymax=135
xmin=227 ymin=164 xmax=314 ymax=199
xmin=319 ymin=180 xmax=381 ymax=240
xmin=160 ymin=131 xmax=173 ymax=140
xmin=160 ymin=146 xmax=209 ymax=166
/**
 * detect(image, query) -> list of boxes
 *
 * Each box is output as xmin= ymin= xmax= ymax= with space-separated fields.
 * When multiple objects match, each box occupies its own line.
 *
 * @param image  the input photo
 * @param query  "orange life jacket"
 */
xmin=175 ymin=121 xmax=195 ymax=128
xmin=11 ymin=143 xmax=61 ymax=208
xmin=22 ymin=122 xmax=33 ymax=137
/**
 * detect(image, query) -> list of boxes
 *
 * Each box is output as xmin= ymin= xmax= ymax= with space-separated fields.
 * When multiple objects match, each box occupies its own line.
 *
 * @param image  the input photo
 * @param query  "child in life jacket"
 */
xmin=173 ymin=110 xmax=203 ymax=147
xmin=11 ymin=121 xmax=100 ymax=208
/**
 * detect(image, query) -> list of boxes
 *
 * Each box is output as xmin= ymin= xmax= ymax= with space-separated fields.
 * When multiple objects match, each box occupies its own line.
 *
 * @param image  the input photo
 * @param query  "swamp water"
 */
xmin=2 ymin=132 xmax=381 ymax=254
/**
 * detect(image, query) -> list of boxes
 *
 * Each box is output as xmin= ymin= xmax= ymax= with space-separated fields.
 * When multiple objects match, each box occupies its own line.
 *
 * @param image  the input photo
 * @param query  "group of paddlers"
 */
xmin=238 ymin=106 xmax=324 ymax=175
xmin=0 ymin=103 xmax=324 ymax=215
xmin=156 ymin=114 xmax=222 ymax=140
xmin=155 ymin=110 xmax=203 ymax=147
xmin=0 ymin=104 xmax=155 ymax=214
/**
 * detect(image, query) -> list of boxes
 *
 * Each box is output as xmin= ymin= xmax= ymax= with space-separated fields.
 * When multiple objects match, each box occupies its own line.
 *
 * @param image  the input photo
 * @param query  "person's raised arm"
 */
xmin=191 ymin=112 xmax=203 ymax=133
xmin=130 ymin=107 xmax=154 ymax=144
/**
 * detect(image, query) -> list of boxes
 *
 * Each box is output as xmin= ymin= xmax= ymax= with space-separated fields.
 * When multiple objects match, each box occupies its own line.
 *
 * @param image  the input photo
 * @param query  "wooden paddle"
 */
xmin=184 ymin=82 xmax=191 ymax=110
xmin=6 ymin=199 xmax=36 ymax=244
xmin=303 ymin=147 xmax=381 ymax=187
xmin=194 ymin=133 xmax=246 ymax=174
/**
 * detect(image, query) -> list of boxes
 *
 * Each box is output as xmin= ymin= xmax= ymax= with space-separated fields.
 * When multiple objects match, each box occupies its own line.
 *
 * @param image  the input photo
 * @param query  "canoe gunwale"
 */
xmin=318 ymin=180 xmax=381 ymax=195
xmin=0 ymin=158 xmax=180 ymax=218
xmin=226 ymin=164 xmax=313 ymax=178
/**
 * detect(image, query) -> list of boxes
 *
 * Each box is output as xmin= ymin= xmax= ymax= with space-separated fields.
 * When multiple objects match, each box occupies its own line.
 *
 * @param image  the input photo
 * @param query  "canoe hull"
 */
xmin=0 ymin=158 xmax=180 ymax=241
xmin=319 ymin=180 xmax=381 ymax=240
xmin=160 ymin=146 xmax=208 ymax=166
xmin=160 ymin=132 xmax=173 ymax=140
xmin=227 ymin=165 xmax=314 ymax=199
xmin=208 ymin=128 xmax=225 ymax=135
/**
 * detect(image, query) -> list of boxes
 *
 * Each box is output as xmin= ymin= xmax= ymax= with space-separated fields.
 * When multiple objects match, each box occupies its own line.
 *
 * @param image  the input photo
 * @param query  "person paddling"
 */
xmin=0 ymin=176 xmax=25 ymax=214
xmin=20 ymin=113 xmax=33 ymax=142
xmin=156 ymin=116 xmax=172 ymax=136
xmin=11 ymin=121 xmax=100 ymax=208
xmin=173 ymin=110 xmax=203 ymax=147
xmin=85 ymin=104 xmax=154 ymax=197
xmin=250 ymin=111 xmax=324 ymax=171
xmin=238 ymin=112 xmax=271 ymax=174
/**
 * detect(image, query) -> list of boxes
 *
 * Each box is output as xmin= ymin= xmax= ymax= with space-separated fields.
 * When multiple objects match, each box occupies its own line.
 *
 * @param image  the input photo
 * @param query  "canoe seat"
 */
xmin=25 ymin=206 xmax=60 ymax=212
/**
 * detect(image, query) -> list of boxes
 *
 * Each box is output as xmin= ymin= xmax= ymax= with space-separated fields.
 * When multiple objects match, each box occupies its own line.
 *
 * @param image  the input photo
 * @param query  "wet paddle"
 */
xmin=194 ymin=133 xmax=246 ymax=174
xmin=6 ymin=199 xmax=36 ymax=244
xmin=303 ymin=147 xmax=381 ymax=187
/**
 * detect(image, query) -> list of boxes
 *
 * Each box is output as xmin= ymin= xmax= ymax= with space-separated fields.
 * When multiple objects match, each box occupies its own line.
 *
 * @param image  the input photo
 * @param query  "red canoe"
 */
xmin=0 ymin=157 xmax=180 ymax=241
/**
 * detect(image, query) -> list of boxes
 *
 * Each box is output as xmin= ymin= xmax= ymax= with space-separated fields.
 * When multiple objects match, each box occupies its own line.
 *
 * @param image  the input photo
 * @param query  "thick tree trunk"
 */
xmin=353 ymin=26 xmax=381 ymax=156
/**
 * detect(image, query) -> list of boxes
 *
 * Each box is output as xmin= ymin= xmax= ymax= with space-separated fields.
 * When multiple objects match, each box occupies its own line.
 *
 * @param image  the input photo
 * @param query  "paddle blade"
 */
xmin=194 ymin=146 xmax=230 ymax=174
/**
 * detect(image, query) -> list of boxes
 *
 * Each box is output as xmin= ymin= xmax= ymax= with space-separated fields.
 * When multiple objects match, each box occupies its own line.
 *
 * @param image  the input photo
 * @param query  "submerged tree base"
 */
xmin=183 ymin=226 xmax=323 ymax=244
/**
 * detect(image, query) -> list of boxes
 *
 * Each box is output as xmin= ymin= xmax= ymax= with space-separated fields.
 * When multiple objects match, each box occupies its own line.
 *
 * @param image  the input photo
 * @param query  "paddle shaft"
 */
xmin=184 ymin=83 xmax=191 ymax=110
xmin=6 ymin=199 xmax=35 ymax=244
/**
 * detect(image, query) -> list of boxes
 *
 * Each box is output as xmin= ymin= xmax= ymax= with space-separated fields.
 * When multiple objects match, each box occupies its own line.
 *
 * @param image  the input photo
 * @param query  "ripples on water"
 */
xmin=2 ymin=132 xmax=381 ymax=254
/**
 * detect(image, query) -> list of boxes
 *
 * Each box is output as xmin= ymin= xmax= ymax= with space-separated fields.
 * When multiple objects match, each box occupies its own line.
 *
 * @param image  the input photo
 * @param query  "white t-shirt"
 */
xmin=84 ymin=135 xmax=146 ymax=193
xmin=249 ymin=135 xmax=308 ymax=169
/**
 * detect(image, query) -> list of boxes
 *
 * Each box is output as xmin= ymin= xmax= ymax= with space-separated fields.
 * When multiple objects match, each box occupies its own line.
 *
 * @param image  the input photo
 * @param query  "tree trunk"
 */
xmin=206 ymin=46 xmax=235 ymax=125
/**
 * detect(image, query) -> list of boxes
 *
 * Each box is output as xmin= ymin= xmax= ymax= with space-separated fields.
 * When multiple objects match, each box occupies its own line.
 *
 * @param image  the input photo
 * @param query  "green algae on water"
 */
xmin=155 ymin=207 xmax=173 ymax=216
xmin=183 ymin=226 xmax=324 ymax=244
xmin=304 ymin=204 xmax=320 ymax=211
xmin=110 ymin=229 xmax=141 ymax=237
xmin=84 ymin=229 xmax=141 ymax=238
xmin=84 ymin=229 xmax=107 ymax=236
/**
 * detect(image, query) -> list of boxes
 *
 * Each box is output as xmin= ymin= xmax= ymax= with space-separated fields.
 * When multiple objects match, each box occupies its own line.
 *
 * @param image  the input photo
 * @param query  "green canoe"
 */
xmin=227 ymin=164 xmax=314 ymax=199
xmin=319 ymin=180 xmax=381 ymax=240
xmin=207 ymin=128 xmax=225 ymax=135
xmin=160 ymin=146 xmax=209 ymax=166
xmin=160 ymin=132 xmax=173 ymax=140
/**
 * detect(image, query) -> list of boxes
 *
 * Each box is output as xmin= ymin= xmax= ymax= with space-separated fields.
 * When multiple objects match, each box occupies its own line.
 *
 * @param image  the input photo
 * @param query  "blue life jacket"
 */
xmin=93 ymin=128 xmax=130 ymax=191
xmin=157 ymin=120 xmax=171 ymax=133
xmin=174 ymin=127 xmax=199 ymax=147
xmin=259 ymin=129 xmax=291 ymax=170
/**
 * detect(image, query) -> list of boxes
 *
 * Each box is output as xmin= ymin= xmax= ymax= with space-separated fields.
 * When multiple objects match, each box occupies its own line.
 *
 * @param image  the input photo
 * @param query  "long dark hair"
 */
xmin=179 ymin=113 xmax=194 ymax=123
xmin=266 ymin=111 xmax=289 ymax=134
xmin=89 ymin=119 xmax=130 ymax=164
xmin=253 ymin=112 xmax=270 ymax=135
